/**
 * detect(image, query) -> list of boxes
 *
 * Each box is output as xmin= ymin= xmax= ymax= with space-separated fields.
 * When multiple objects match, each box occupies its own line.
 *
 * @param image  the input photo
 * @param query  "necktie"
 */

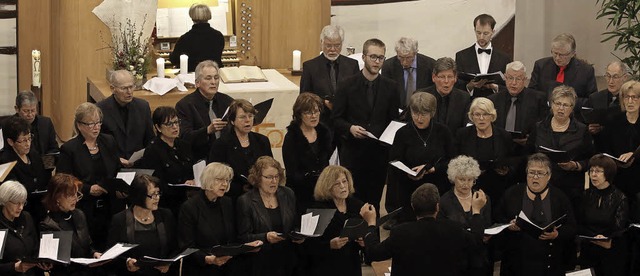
xmin=330 ymin=62 xmax=337 ymax=95
xmin=477 ymin=48 xmax=491 ymax=55
xmin=556 ymin=66 xmax=566 ymax=83
xmin=367 ymin=81 xmax=375 ymax=108
xmin=405 ymin=67 xmax=415 ymax=107
xmin=610 ymin=96 xmax=618 ymax=107
xmin=505 ymin=97 xmax=517 ymax=131
xmin=209 ymin=100 xmax=220 ymax=138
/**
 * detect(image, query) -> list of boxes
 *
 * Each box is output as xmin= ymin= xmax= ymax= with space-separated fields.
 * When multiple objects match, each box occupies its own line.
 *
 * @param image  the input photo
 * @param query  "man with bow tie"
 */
xmin=455 ymin=14 xmax=511 ymax=99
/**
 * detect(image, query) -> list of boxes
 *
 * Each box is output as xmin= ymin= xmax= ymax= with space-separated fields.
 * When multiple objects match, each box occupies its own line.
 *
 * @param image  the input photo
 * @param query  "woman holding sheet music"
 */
xmin=305 ymin=165 xmax=364 ymax=276
xmin=140 ymin=106 xmax=195 ymax=216
xmin=389 ymin=92 xmax=455 ymax=223
xmin=236 ymin=156 xmax=299 ymax=276
xmin=577 ymin=154 xmax=629 ymax=276
xmin=178 ymin=162 xmax=262 ymax=276
xmin=107 ymin=174 xmax=176 ymax=275
xmin=0 ymin=181 xmax=51 ymax=275
xmin=282 ymin=93 xmax=332 ymax=214
xmin=526 ymin=85 xmax=594 ymax=206
xmin=41 ymin=173 xmax=106 ymax=275
xmin=495 ymin=153 xmax=576 ymax=276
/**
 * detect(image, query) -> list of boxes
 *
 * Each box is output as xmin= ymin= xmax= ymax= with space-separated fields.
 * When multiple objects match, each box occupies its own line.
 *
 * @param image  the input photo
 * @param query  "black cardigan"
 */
xmin=0 ymin=211 xmax=39 ymax=276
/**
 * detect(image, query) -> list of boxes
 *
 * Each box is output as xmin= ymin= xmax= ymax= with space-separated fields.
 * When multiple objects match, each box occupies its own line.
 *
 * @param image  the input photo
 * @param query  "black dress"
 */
xmin=282 ymin=122 xmax=332 ymax=213
xmin=169 ymin=23 xmax=225 ymax=72
xmin=602 ymin=112 xmax=640 ymax=203
xmin=0 ymin=211 xmax=41 ymax=276
xmin=305 ymin=197 xmax=365 ymax=276
xmin=0 ymin=147 xmax=50 ymax=222
xmin=577 ymin=185 xmax=629 ymax=276
xmin=140 ymin=136 xmax=195 ymax=215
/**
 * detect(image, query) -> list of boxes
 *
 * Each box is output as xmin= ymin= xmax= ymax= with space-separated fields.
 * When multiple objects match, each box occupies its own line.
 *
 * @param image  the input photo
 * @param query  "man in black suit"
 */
xmin=333 ymin=38 xmax=400 ymax=212
xmin=97 ymin=70 xmax=154 ymax=167
xmin=455 ymin=14 xmax=511 ymax=98
xmin=12 ymin=90 xmax=59 ymax=155
xmin=361 ymin=183 xmax=486 ymax=276
xmin=382 ymin=37 xmax=435 ymax=109
xmin=418 ymin=57 xmax=470 ymax=134
xmin=529 ymin=33 xmax=597 ymax=109
xmin=300 ymin=25 xmax=360 ymax=129
xmin=176 ymin=60 xmax=233 ymax=161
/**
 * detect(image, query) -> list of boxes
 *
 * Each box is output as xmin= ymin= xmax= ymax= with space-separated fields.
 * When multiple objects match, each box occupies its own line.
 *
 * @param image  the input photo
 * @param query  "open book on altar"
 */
xmin=219 ymin=66 xmax=268 ymax=83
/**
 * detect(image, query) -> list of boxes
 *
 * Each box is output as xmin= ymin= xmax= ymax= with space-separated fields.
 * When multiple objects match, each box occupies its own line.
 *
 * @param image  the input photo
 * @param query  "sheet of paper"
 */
xmin=193 ymin=160 xmax=206 ymax=187
xmin=602 ymin=153 xmax=626 ymax=163
xmin=329 ymin=148 xmax=340 ymax=165
xmin=364 ymin=131 xmax=378 ymax=140
xmin=0 ymin=229 xmax=6 ymax=258
xmin=209 ymin=6 xmax=228 ymax=35
xmin=300 ymin=213 xmax=319 ymax=236
xmin=39 ymin=233 xmax=60 ymax=260
xmin=0 ymin=128 xmax=3 ymax=150
xmin=379 ymin=121 xmax=406 ymax=145
xmin=538 ymin=145 xmax=566 ymax=153
xmin=177 ymin=73 xmax=196 ymax=85
xmin=168 ymin=8 xmax=191 ymax=38
xmin=389 ymin=160 xmax=418 ymax=177
xmin=484 ymin=224 xmax=510 ymax=235
xmin=155 ymin=8 xmax=170 ymax=37
xmin=631 ymin=223 xmax=640 ymax=229
xmin=565 ymin=268 xmax=594 ymax=276
xmin=128 ymin=148 xmax=145 ymax=164
xmin=143 ymin=77 xmax=179 ymax=96
xmin=116 ymin=172 xmax=136 ymax=185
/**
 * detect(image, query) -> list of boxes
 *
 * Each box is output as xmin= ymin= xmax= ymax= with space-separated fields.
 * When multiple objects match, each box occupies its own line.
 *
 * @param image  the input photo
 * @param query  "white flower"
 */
xmin=136 ymin=74 xmax=143 ymax=80
xmin=138 ymin=58 xmax=145 ymax=63
xmin=128 ymin=65 xmax=135 ymax=71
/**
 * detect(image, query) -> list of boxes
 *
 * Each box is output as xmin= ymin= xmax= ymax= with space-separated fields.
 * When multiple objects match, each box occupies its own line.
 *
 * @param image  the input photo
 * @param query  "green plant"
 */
xmin=596 ymin=0 xmax=640 ymax=76
xmin=108 ymin=16 xmax=150 ymax=81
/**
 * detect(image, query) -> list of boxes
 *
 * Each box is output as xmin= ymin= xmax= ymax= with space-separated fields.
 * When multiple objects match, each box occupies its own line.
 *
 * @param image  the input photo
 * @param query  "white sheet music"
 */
xmin=0 ymin=129 xmax=4 ymax=150
xmin=116 ymin=172 xmax=136 ymax=185
xmin=379 ymin=121 xmax=406 ymax=145
xmin=389 ymin=160 xmax=419 ymax=177
xmin=484 ymin=224 xmax=510 ymax=235
xmin=300 ymin=212 xmax=320 ymax=236
xmin=71 ymin=243 xmax=136 ymax=265
xmin=128 ymin=148 xmax=145 ymax=164
xmin=565 ymin=268 xmax=594 ymax=276
xmin=329 ymin=148 xmax=340 ymax=165
xmin=193 ymin=160 xmax=206 ymax=187
xmin=39 ymin=233 xmax=60 ymax=260
xmin=0 ymin=229 xmax=7 ymax=257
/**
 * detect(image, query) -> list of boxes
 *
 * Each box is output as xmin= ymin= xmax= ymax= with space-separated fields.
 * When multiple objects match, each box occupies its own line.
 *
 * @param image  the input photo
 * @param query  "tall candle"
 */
xmin=156 ymin=58 xmax=165 ymax=78
xmin=180 ymin=55 xmax=188 ymax=74
xmin=292 ymin=50 xmax=301 ymax=71
xmin=32 ymin=50 xmax=41 ymax=87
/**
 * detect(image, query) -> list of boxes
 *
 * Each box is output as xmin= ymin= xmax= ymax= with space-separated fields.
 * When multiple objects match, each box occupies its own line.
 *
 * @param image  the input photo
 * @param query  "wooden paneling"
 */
xmin=18 ymin=0 xmax=51 ymax=114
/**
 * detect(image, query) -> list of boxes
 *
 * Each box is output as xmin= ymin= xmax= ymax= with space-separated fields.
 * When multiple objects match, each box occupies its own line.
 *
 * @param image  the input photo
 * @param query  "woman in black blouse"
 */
xmin=107 ymin=174 xmax=176 ymax=275
xmin=140 ymin=106 xmax=195 ymax=215
xmin=56 ymin=102 xmax=122 ymax=251
xmin=41 ymin=173 xmax=106 ymax=275
xmin=209 ymin=99 xmax=273 ymax=201
xmin=390 ymin=92 xmax=455 ymax=222
xmin=282 ymin=92 xmax=332 ymax=213
xmin=438 ymin=155 xmax=490 ymax=276
xmin=0 ymin=116 xmax=50 ymax=222
xmin=307 ymin=165 xmax=364 ymax=276
xmin=577 ymin=154 xmax=629 ymax=275
xmin=178 ymin=162 xmax=262 ymax=275
xmin=237 ymin=156 xmax=300 ymax=276
xmin=0 ymin=181 xmax=51 ymax=276
xmin=455 ymin=98 xmax=514 ymax=207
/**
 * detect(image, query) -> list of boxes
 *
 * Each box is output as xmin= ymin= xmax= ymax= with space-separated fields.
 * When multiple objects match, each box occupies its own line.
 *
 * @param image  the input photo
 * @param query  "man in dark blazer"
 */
xmin=97 ymin=70 xmax=154 ymax=167
xmin=361 ymin=183 xmax=486 ymax=276
xmin=300 ymin=25 xmax=360 ymax=129
xmin=382 ymin=37 xmax=435 ymax=109
xmin=12 ymin=90 xmax=59 ymax=155
xmin=529 ymin=33 xmax=597 ymax=110
xmin=176 ymin=60 xmax=233 ymax=161
xmin=417 ymin=57 xmax=471 ymax=134
xmin=333 ymin=38 xmax=400 ymax=212
xmin=455 ymin=14 xmax=511 ymax=98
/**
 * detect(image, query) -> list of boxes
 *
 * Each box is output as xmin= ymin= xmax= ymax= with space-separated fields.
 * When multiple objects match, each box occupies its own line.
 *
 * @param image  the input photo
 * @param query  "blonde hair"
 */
xmin=314 ymin=166 xmax=355 ymax=201
xmin=200 ymin=162 xmax=234 ymax=192
xmin=620 ymin=80 xmax=640 ymax=112
xmin=189 ymin=4 xmax=212 ymax=23
xmin=468 ymin=97 xmax=497 ymax=122
xmin=248 ymin=156 xmax=286 ymax=187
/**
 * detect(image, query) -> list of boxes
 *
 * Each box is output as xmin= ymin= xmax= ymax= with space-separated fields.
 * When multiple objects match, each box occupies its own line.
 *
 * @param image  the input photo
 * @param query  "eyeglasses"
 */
xmin=146 ymin=192 xmax=162 ymax=199
xmin=214 ymin=178 xmax=231 ymax=184
xmin=412 ymin=112 xmax=431 ymax=118
xmin=115 ymin=85 xmax=135 ymax=91
xmin=78 ymin=121 xmax=103 ymax=128
xmin=552 ymin=101 xmax=573 ymax=109
xmin=65 ymin=192 xmax=83 ymax=200
xmin=624 ymin=95 xmax=640 ymax=101
xmin=605 ymin=73 xmax=626 ymax=81
xmin=162 ymin=120 xmax=180 ymax=127
xmin=527 ymin=170 xmax=549 ymax=178
xmin=551 ymin=50 xmax=574 ymax=58
xmin=589 ymin=168 xmax=605 ymax=174
xmin=9 ymin=201 xmax=27 ymax=207
xmin=303 ymin=110 xmax=321 ymax=117
xmin=505 ymin=75 xmax=525 ymax=82
xmin=262 ymin=175 xmax=280 ymax=181
xmin=323 ymin=43 xmax=342 ymax=50
xmin=237 ymin=114 xmax=255 ymax=121
xmin=471 ymin=112 xmax=491 ymax=119
xmin=435 ymin=75 xmax=456 ymax=81
xmin=366 ymin=54 xmax=385 ymax=62
xmin=14 ymin=133 xmax=34 ymax=144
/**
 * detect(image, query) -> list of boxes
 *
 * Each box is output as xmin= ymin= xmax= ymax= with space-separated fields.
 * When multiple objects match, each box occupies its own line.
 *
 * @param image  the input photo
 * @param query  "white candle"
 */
xmin=180 ymin=55 xmax=188 ymax=74
xmin=292 ymin=50 xmax=301 ymax=71
xmin=32 ymin=50 xmax=41 ymax=87
xmin=156 ymin=58 xmax=165 ymax=78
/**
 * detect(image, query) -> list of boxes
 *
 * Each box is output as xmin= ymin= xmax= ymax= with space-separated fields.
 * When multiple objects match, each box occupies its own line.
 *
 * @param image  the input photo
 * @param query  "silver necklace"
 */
xmin=412 ymin=123 xmax=431 ymax=147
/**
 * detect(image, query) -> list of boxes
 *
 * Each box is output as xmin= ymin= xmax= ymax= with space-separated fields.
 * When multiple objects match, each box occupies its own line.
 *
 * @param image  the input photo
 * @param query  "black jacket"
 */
xmin=97 ymin=95 xmax=154 ymax=159
xmin=488 ymin=87 xmax=549 ymax=135
xmin=0 ymin=212 xmax=39 ymax=276
xmin=382 ymin=53 xmax=436 ymax=107
xmin=169 ymin=23 xmax=225 ymax=72
xmin=455 ymin=44 xmax=511 ymax=98
xmin=529 ymin=57 xmax=597 ymax=107
xmin=418 ymin=86 xmax=471 ymax=134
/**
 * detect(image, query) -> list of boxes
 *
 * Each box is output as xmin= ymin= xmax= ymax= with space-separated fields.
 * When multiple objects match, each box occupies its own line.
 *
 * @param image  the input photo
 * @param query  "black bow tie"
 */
xmin=477 ymin=48 xmax=491 ymax=55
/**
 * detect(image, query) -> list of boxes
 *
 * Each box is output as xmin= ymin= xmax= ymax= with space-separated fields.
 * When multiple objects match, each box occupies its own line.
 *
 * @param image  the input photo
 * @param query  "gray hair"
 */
xmin=74 ymin=102 xmax=103 ymax=134
xmin=15 ymin=90 xmax=38 ymax=108
xmin=506 ymin=61 xmax=527 ymax=73
xmin=320 ymin=25 xmax=344 ymax=43
xmin=0 ymin=181 xmax=27 ymax=206
xmin=550 ymin=85 xmax=577 ymax=107
xmin=189 ymin=4 xmax=212 ymax=23
xmin=409 ymin=92 xmax=437 ymax=117
xmin=606 ymin=61 xmax=631 ymax=76
xmin=468 ymin=97 xmax=497 ymax=123
xmin=195 ymin=60 xmax=220 ymax=82
xmin=527 ymin=153 xmax=552 ymax=174
xmin=200 ymin=162 xmax=233 ymax=192
xmin=447 ymin=155 xmax=481 ymax=183
xmin=108 ymin=70 xmax=134 ymax=86
xmin=551 ymin=33 xmax=576 ymax=52
xmin=433 ymin=57 xmax=457 ymax=75
xmin=395 ymin=37 xmax=418 ymax=55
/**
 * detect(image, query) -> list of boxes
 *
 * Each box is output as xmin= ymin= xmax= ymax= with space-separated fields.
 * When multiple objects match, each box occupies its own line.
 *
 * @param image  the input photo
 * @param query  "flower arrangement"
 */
xmin=109 ymin=16 xmax=150 ymax=81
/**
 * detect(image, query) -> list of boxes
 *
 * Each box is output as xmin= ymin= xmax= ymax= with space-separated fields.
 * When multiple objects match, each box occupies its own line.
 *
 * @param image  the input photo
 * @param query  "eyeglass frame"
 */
xmin=13 ymin=133 xmax=34 ymax=144
xmin=261 ymin=175 xmax=280 ymax=181
xmin=146 ymin=192 xmax=162 ymax=199
xmin=526 ymin=170 xmax=550 ymax=178
xmin=65 ymin=192 xmax=84 ymax=200
xmin=552 ymin=101 xmax=573 ymax=109
xmin=366 ymin=54 xmax=385 ymax=62
xmin=78 ymin=120 xmax=103 ymax=128
xmin=161 ymin=119 xmax=180 ymax=127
